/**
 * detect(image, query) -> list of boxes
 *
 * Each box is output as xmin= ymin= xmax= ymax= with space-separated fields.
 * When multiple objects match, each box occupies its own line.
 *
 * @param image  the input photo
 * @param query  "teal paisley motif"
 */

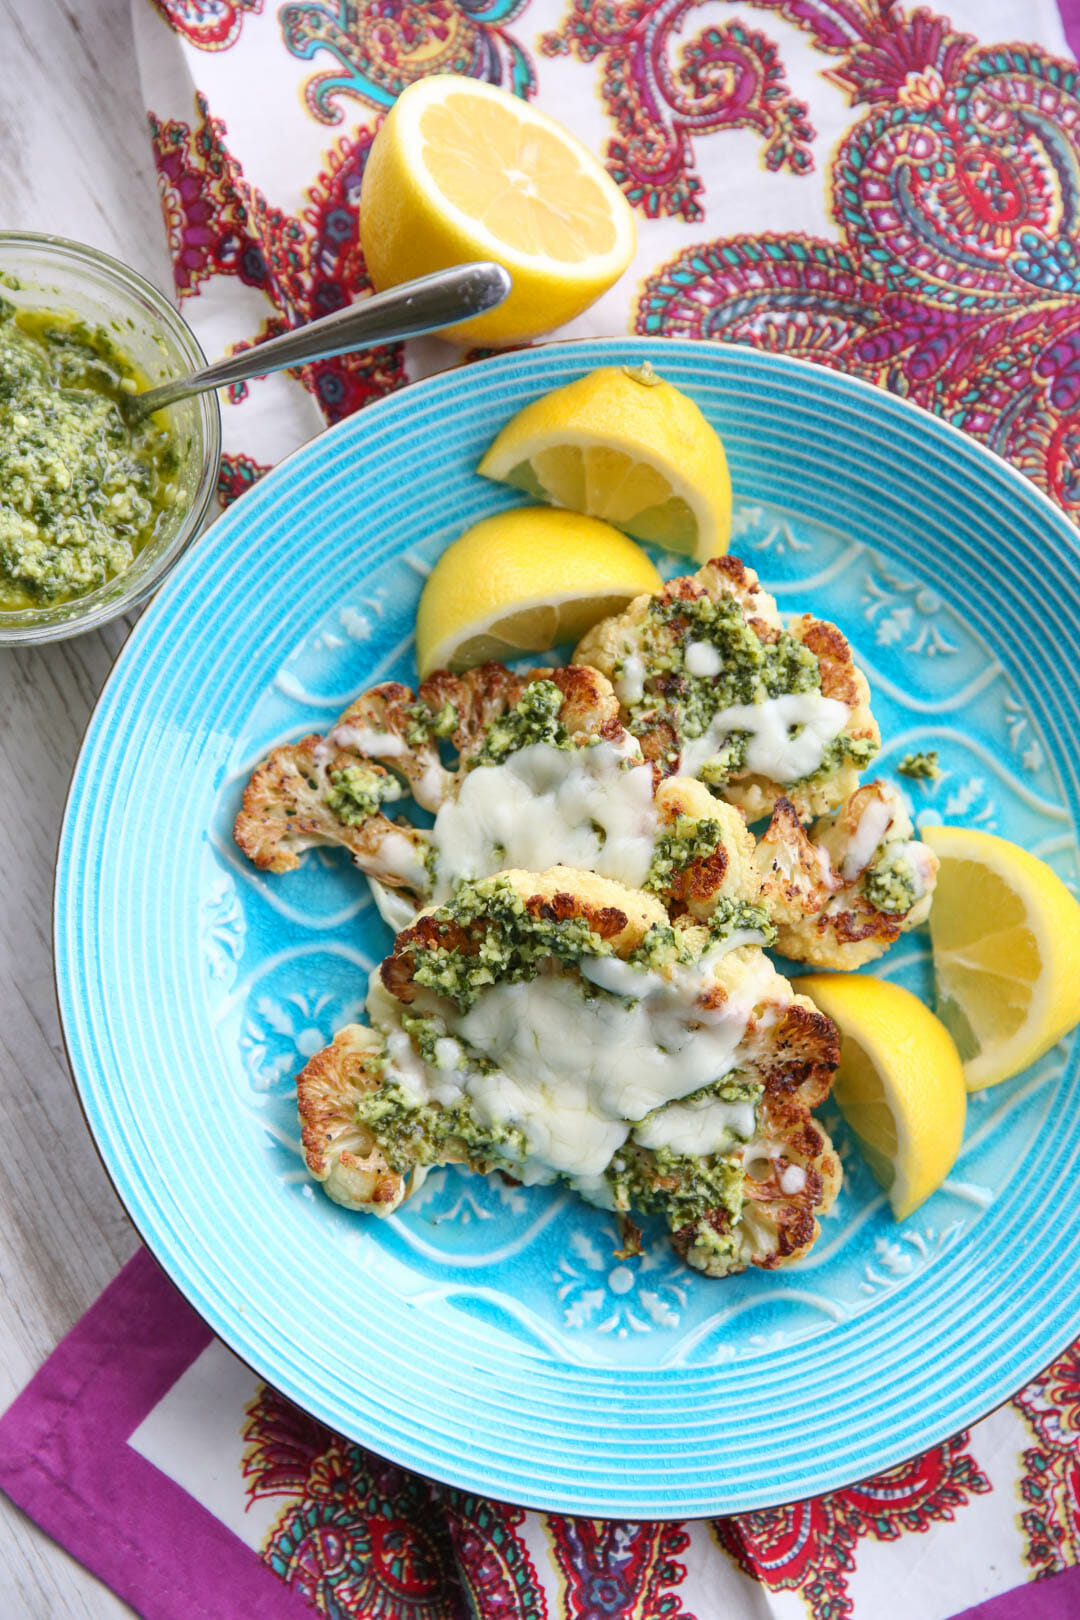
xmin=279 ymin=0 xmax=536 ymax=125
xmin=440 ymin=1492 xmax=548 ymax=1619
xmin=243 ymin=1383 xmax=468 ymax=1618
xmin=637 ymin=4 xmax=1080 ymax=518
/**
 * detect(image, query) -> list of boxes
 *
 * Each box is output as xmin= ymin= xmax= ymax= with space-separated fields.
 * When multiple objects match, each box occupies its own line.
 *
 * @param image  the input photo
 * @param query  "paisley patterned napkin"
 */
xmin=3 ymin=1246 xmax=1080 ymax=1618
xmin=5 ymin=1 xmax=1080 ymax=1615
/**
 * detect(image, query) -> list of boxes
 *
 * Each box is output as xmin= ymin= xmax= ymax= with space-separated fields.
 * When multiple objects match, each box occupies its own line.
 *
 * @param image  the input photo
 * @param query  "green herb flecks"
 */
xmin=474 ymin=680 xmax=569 ymax=767
xmin=862 ymin=849 xmax=918 ymax=915
xmin=325 ymin=764 xmax=403 ymax=826
xmin=897 ymin=750 xmax=941 ymax=781
xmin=0 ymin=304 xmax=179 ymax=610
xmin=407 ymin=874 xmax=614 ymax=1011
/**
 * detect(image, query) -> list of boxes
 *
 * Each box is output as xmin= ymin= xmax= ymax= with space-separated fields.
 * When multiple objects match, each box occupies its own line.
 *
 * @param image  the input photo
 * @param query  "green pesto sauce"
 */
xmin=608 ymin=1139 xmax=746 ymax=1232
xmin=404 ymin=698 xmax=459 ymax=748
xmin=361 ymin=1041 xmax=530 ymax=1177
xmin=354 ymin=878 xmax=776 ymax=1239
xmin=645 ymin=814 xmax=723 ymax=889
xmin=862 ymin=848 xmax=918 ymax=914
xmin=325 ymin=763 xmax=402 ymax=825
xmin=699 ymin=730 xmax=751 ymax=786
xmin=0 ymin=302 xmax=178 ymax=611
xmin=357 ymin=1021 xmax=759 ymax=1246
xmin=818 ymin=733 xmax=877 ymax=776
xmin=897 ymin=750 xmax=941 ymax=780
xmin=635 ymin=592 xmax=819 ymax=740
xmin=474 ymin=681 xmax=568 ymax=766
xmin=409 ymin=874 xmax=612 ymax=1011
xmin=405 ymin=872 xmax=774 ymax=1015
xmin=620 ymin=898 xmax=776 ymax=977
xmin=618 ymin=592 xmax=875 ymax=786
xmin=707 ymin=895 xmax=777 ymax=948
xmin=644 ymin=813 xmax=726 ymax=890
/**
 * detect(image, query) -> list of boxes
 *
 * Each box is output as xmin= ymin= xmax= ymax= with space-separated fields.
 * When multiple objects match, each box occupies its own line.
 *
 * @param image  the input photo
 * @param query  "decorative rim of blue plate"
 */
xmin=55 ymin=337 xmax=1080 ymax=1517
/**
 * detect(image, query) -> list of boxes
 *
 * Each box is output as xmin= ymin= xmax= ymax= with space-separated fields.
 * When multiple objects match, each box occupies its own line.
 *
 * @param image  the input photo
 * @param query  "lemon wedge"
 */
xmin=799 ymin=974 xmax=966 ymax=1219
xmin=416 ymin=506 xmax=661 ymax=677
xmin=359 ymin=77 xmax=636 ymax=346
xmin=921 ymin=824 xmax=1080 ymax=1090
xmin=478 ymin=365 xmax=732 ymax=560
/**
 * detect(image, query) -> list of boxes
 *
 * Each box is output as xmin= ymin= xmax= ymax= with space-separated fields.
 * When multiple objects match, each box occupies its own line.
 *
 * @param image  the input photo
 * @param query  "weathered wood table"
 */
xmin=1 ymin=1 xmax=177 ymax=1610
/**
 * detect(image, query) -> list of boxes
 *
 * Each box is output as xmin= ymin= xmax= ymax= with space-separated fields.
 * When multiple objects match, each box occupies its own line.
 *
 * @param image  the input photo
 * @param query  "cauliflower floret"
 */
xmin=757 ymin=781 xmax=939 ymax=969
xmin=296 ymin=1022 xmax=419 ymax=1215
xmin=234 ymin=664 xmax=614 ymax=882
xmin=296 ymin=867 xmax=840 ymax=1278
xmin=235 ymin=662 xmax=763 ymax=927
xmin=575 ymin=555 xmax=880 ymax=820
xmin=650 ymin=776 xmax=762 ymax=919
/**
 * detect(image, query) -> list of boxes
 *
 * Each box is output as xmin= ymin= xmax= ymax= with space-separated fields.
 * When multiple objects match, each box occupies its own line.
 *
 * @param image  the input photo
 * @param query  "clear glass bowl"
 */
xmin=0 ymin=232 xmax=221 ymax=645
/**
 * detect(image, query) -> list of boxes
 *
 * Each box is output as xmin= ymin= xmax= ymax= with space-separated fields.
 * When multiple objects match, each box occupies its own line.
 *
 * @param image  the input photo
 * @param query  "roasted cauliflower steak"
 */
xmin=575 ymin=555 xmax=880 ymax=820
xmin=235 ymin=661 xmax=764 ymax=925
xmin=296 ymin=868 xmax=841 ymax=1277
xmin=757 ymin=780 xmax=939 ymax=969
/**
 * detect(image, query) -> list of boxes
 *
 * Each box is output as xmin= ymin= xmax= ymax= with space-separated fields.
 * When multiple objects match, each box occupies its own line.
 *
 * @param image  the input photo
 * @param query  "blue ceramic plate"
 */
xmin=56 ymin=339 xmax=1080 ymax=1516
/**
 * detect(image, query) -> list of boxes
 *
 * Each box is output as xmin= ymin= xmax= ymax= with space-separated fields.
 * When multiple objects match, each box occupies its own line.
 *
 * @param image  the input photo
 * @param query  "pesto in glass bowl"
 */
xmin=0 ymin=233 xmax=221 ymax=645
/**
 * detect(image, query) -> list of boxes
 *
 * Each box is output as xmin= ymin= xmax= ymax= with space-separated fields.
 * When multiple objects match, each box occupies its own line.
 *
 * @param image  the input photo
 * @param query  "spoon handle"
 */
xmin=131 ymin=262 xmax=512 ymax=418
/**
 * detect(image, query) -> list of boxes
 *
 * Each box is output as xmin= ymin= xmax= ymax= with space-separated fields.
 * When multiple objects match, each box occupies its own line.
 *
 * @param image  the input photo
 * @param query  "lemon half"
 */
xmin=360 ymin=77 xmax=637 ymax=346
xmin=922 ymin=823 xmax=1080 ymax=1090
xmin=479 ymin=365 xmax=732 ymax=560
xmin=416 ymin=506 xmax=661 ymax=677
xmin=800 ymin=974 xmax=967 ymax=1220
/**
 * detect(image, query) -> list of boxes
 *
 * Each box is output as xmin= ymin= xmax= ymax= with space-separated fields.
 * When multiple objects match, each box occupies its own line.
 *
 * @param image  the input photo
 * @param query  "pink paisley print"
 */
xmin=1015 ymin=1342 xmax=1080 ymax=1579
xmin=243 ymin=1383 xmax=469 ymax=1619
xmin=149 ymin=93 xmax=407 ymax=422
xmin=151 ymin=0 xmax=263 ymax=50
xmin=217 ymin=451 xmax=271 ymax=506
xmin=637 ymin=2 xmax=1080 ymax=519
xmin=279 ymin=0 xmax=536 ymax=126
xmin=544 ymin=1518 xmax=694 ymax=1620
xmin=542 ymin=0 xmax=815 ymax=221
xmin=715 ymin=1433 xmax=991 ymax=1620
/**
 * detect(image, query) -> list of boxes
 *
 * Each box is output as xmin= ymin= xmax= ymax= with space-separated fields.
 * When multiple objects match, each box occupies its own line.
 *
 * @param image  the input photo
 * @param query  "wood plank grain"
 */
xmin=0 ymin=0 xmax=173 ymax=1610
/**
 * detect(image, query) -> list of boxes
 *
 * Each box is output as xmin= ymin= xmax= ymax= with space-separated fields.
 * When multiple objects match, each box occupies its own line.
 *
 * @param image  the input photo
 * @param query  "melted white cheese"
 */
xmin=368 ymin=877 xmax=420 ymax=935
xmin=414 ymin=759 xmax=452 ymax=810
xmin=332 ymin=722 xmax=407 ymax=758
xmin=680 ymin=691 xmax=850 ymax=784
xmin=368 ymin=829 xmax=428 ymax=890
xmin=429 ymin=741 xmax=659 ymax=897
xmin=384 ymin=1026 xmax=430 ymax=1098
xmin=888 ymin=839 xmax=935 ymax=900
xmin=444 ymin=943 xmax=771 ymax=1179
xmin=632 ymin=1092 xmax=756 ymax=1156
xmin=841 ymin=794 xmax=895 ymax=880
xmin=615 ymin=652 xmax=646 ymax=707
xmin=684 ymin=640 xmax=725 ymax=678
xmin=779 ymin=1163 xmax=807 ymax=1195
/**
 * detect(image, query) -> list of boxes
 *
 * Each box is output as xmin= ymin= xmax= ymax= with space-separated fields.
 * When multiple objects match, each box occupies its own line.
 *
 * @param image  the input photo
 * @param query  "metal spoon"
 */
xmin=125 ymin=261 xmax=512 ymax=420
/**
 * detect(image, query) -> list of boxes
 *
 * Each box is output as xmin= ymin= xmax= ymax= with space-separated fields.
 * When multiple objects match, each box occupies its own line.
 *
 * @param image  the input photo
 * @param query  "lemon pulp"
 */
xmin=478 ymin=365 xmax=731 ymax=559
xmin=799 ymin=973 xmax=967 ymax=1220
xmin=416 ymin=505 xmax=661 ymax=676
xmin=923 ymin=824 xmax=1080 ymax=1089
xmin=360 ymin=78 xmax=637 ymax=346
